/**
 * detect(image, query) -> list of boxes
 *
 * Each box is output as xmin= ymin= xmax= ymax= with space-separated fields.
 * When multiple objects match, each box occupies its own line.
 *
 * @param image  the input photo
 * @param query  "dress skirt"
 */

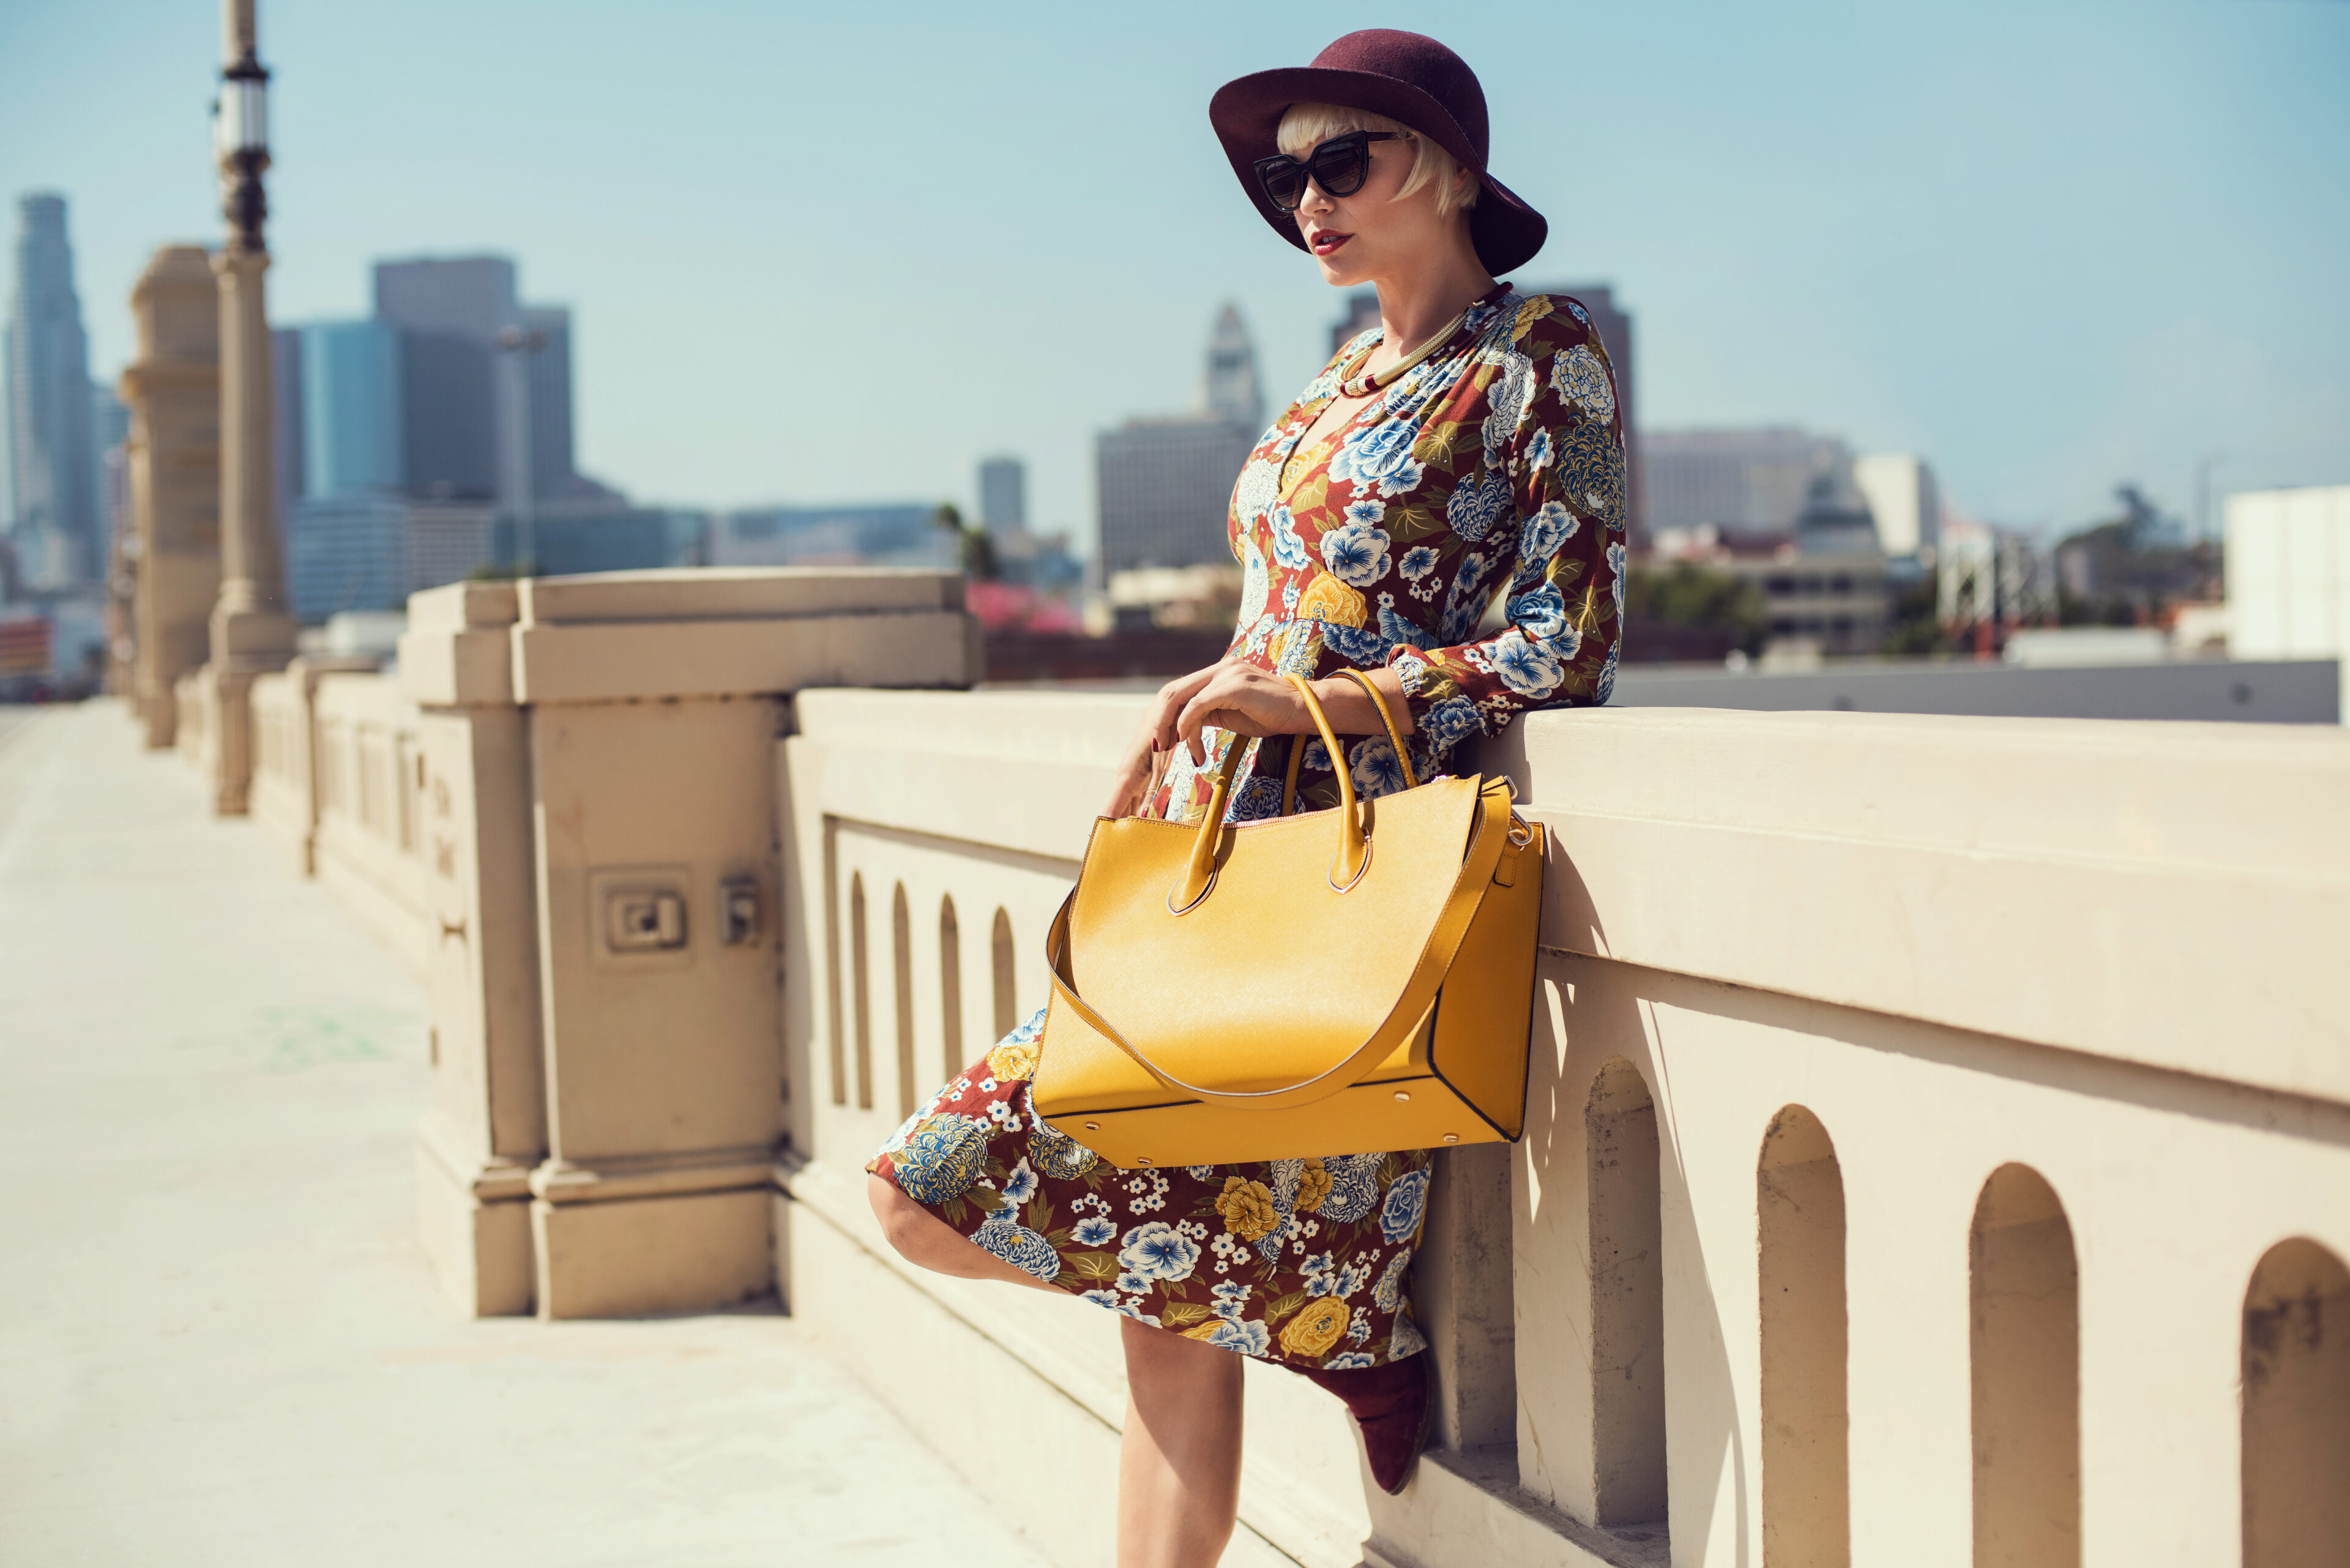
xmin=869 ymin=1006 xmax=1431 ymax=1369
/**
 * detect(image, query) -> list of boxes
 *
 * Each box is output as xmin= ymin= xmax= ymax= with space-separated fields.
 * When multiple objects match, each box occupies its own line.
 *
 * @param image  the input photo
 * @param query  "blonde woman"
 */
xmin=870 ymin=29 xmax=1624 ymax=1566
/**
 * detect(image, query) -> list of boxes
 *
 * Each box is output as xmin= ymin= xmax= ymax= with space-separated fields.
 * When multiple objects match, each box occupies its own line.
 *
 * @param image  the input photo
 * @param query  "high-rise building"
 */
xmin=1097 ymin=306 xmax=1264 ymax=573
xmin=978 ymin=455 xmax=1026 ymax=533
xmin=1852 ymin=453 xmax=1941 ymax=559
xmin=4 ymin=194 xmax=100 ymax=589
xmin=1203 ymin=301 xmax=1263 ymax=431
xmin=1643 ymin=428 xmax=1861 ymax=538
xmin=373 ymin=256 xmax=509 ymax=502
xmin=270 ymin=327 xmax=303 ymax=523
xmin=298 ymin=321 xmax=404 ymax=499
xmin=711 ymin=503 xmax=952 ymax=569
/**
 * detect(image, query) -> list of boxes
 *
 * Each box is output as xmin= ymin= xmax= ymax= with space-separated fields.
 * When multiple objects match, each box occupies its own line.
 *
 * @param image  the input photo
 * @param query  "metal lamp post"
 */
xmin=496 ymin=324 xmax=548 ymax=574
xmin=200 ymin=0 xmax=297 ymax=814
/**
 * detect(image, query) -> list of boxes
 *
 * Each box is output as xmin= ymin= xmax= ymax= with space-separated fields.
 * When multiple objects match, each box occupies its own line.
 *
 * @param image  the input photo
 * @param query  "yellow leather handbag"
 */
xmin=1031 ymin=668 xmax=1544 ymax=1170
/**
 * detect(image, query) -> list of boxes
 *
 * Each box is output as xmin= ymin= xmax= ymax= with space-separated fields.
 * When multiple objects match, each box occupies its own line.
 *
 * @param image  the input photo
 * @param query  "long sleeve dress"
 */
xmin=870 ymin=285 xmax=1625 ymax=1370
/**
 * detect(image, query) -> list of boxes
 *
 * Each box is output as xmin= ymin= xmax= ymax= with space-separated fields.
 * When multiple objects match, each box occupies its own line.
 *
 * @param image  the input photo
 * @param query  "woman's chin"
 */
xmin=1315 ymin=253 xmax=1371 ymax=288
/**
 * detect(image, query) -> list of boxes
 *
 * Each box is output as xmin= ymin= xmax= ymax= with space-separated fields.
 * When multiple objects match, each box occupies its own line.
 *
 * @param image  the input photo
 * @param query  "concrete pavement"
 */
xmin=0 ymin=701 xmax=1051 ymax=1568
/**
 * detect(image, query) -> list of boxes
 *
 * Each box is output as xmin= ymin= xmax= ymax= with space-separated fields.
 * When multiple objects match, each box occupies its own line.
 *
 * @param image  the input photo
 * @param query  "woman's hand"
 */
xmin=1100 ymin=660 xmax=1418 ymax=818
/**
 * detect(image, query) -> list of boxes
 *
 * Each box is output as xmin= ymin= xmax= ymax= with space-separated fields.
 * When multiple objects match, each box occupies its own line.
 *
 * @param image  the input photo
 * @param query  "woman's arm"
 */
xmin=1099 ymin=662 xmax=1412 ymax=817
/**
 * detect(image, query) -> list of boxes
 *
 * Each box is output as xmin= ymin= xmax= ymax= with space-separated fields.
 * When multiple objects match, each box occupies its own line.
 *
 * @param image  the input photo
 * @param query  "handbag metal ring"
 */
xmin=1506 ymin=816 xmax=1536 ymax=849
xmin=1166 ymin=868 xmax=1218 ymax=916
xmin=1327 ymin=837 xmax=1372 ymax=894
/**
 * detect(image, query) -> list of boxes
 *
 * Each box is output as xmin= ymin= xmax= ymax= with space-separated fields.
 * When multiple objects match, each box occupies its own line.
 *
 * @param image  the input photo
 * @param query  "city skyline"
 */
xmin=2 ymin=1 xmax=2344 ymax=555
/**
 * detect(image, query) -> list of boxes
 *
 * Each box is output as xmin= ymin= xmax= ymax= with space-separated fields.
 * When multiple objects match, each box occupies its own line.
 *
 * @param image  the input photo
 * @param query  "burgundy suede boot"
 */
xmin=1297 ymin=1353 xmax=1433 ymax=1495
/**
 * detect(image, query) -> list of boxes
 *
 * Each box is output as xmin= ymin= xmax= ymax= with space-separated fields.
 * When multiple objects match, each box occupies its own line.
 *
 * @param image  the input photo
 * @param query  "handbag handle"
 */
xmin=1169 ymin=672 xmax=1368 ymax=915
xmin=1277 ymin=667 xmax=1417 ymax=815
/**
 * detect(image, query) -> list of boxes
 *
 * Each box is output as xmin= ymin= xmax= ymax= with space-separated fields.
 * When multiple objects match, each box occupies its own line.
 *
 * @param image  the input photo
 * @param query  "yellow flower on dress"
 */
xmin=1215 ymin=1176 xmax=1280 ymax=1241
xmin=1512 ymin=294 xmax=1556 ymax=341
xmin=1296 ymin=572 xmax=1368 ymax=629
xmin=1295 ymin=1157 xmax=1333 ymax=1214
xmin=1280 ymin=1296 xmax=1351 ymax=1359
xmin=986 ymin=1033 xmax=1040 ymax=1082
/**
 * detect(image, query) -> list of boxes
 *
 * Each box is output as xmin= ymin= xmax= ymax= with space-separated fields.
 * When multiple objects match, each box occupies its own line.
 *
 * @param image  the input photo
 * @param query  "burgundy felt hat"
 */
xmin=1209 ymin=29 xmax=1547 ymax=277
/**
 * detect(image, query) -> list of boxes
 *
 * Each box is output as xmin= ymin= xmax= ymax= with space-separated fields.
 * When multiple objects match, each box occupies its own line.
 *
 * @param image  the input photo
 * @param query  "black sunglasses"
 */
xmin=1253 ymin=131 xmax=1404 ymax=212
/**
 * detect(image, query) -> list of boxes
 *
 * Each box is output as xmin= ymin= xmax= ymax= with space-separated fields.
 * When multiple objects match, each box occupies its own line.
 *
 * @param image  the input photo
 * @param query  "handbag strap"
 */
xmin=1329 ymin=668 xmax=1417 ymax=790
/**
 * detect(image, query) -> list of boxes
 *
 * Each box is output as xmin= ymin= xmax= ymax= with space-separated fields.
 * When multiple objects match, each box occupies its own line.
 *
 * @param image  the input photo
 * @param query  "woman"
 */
xmin=868 ymin=28 xmax=1622 ymax=1565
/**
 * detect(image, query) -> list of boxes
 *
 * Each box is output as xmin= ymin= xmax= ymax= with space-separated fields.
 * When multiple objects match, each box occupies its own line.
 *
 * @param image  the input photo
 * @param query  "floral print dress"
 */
xmin=870 ymin=285 xmax=1625 ymax=1370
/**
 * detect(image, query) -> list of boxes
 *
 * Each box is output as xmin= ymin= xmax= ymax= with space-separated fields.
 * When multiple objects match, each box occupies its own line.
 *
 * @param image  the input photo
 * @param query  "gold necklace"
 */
xmin=1337 ymin=308 xmax=1469 ymax=399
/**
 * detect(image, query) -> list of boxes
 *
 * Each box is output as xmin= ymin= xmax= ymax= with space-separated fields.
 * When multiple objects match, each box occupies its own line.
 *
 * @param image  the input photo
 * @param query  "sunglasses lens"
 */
xmin=1258 ymin=160 xmax=1307 ymax=211
xmin=1311 ymin=140 xmax=1369 ymax=198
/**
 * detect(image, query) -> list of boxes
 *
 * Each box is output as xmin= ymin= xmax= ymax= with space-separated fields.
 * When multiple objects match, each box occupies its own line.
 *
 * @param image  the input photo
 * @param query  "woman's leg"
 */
xmin=865 ymin=1171 xmax=1062 ymax=1293
xmin=1117 ymin=1316 xmax=1245 ymax=1568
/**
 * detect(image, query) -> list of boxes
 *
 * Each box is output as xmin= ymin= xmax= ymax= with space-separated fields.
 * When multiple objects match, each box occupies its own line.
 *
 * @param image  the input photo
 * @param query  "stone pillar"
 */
xmin=400 ymin=567 xmax=981 ymax=1318
xmin=118 ymin=247 xmax=221 ymax=750
xmin=195 ymin=0 xmax=296 ymax=813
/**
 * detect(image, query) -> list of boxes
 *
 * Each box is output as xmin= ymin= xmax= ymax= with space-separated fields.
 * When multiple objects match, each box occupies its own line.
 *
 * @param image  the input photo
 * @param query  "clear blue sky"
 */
xmin=4 ymin=0 xmax=2344 ymax=550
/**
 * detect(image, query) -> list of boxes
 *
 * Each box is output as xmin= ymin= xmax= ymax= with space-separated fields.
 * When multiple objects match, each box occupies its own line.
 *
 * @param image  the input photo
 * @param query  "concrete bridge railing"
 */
xmin=228 ymin=568 xmax=2350 ymax=1568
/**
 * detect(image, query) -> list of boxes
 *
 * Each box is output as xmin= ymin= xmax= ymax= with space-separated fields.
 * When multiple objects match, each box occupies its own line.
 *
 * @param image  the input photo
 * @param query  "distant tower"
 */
xmin=4 ymin=193 xmax=100 ymax=589
xmin=977 ymin=455 xmax=1025 ymax=534
xmin=1203 ymin=302 xmax=1262 ymax=431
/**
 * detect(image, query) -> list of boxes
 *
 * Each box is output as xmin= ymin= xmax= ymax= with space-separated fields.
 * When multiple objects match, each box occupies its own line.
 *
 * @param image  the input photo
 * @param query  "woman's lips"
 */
xmin=1310 ymin=230 xmax=1352 ymax=256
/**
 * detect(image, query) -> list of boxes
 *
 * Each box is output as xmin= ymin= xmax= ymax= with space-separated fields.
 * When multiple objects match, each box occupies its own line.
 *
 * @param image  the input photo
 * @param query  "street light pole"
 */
xmin=496 ymin=324 xmax=547 ymax=575
xmin=201 ymin=0 xmax=297 ymax=815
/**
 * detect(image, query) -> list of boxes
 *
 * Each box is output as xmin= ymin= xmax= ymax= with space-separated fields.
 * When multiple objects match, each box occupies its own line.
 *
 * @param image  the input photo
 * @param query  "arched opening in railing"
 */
xmin=1758 ymin=1104 xmax=1849 ymax=1567
xmin=991 ymin=906 xmax=1017 ymax=1041
xmin=1969 ymin=1162 xmax=2080 ymax=1568
xmin=848 ymin=873 xmax=872 ymax=1111
xmin=2242 ymin=1237 xmax=2350 ymax=1567
xmin=824 ymin=828 xmax=845 ymax=1107
xmin=1586 ymin=1056 xmax=1666 ymax=1526
xmin=938 ymin=895 xmax=964 ymax=1081
xmin=891 ymin=882 xmax=916 ymax=1118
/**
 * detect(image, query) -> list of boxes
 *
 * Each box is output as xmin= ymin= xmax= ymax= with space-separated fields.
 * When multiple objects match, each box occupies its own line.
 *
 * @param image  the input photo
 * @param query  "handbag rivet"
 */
xmin=1393 ymin=1090 xmax=1410 ymax=1102
xmin=1442 ymin=1133 xmax=1461 ymax=1143
xmin=1083 ymin=1122 xmax=1100 ymax=1131
xmin=1136 ymin=1156 xmax=1152 ymax=1165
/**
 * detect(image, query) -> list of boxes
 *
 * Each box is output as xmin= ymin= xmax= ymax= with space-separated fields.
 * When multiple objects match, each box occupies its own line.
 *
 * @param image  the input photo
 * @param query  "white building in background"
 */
xmin=1096 ymin=303 xmax=1264 ymax=573
xmin=1854 ymin=452 xmax=1942 ymax=559
xmin=2227 ymin=486 xmax=2350 ymax=676
xmin=1643 ymin=427 xmax=1859 ymax=536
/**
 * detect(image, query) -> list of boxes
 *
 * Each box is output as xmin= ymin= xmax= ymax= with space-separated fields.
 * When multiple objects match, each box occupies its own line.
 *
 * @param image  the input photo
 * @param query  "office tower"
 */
xmin=1097 ymin=307 xmax=1264 ymax=573
xmin=298 ymin=321 xmax=403 ymax=499
xmin=711 ymin=503 xmax=952 ymax=569
xmin=89 ymin=383 xmax=128 ymax=529
xmin=978 ymin=455 xmax=1026 ymax=533
xmin=270 ymin=327 xmax=303 ymax=520
xmin=1853 ymin=453 xmax=1941 ymax=559
xmin=521 ymin=305 xmax=581 ymax=500
xmin=1643 ymin=428 xmax=1861 ymax=537
xmin=1203 ymin=301 xmax=1263 ymax=431
xmin=5 ymin=194 xmax=100 ymax=588
xmin=373 ymin=256 xmax=510 ymax=501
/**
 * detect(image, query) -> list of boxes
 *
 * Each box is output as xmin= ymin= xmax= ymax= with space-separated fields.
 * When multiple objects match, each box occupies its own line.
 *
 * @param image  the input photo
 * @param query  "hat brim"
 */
xmin=1209 ymin=66 xmax=1548 ymax=278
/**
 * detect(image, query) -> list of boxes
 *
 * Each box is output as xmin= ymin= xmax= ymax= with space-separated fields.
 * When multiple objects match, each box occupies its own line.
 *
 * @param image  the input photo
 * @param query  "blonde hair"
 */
xmin=1275 ymin=102 xmax=1479 ymax=218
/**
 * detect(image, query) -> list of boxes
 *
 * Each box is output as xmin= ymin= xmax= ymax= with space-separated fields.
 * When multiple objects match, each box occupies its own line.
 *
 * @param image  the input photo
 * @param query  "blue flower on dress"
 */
xmin=1346 ymin=1308 xmax=1373 ymax=1344
xmin=1335 ymin=1260 xmax=1371 ymax=1300
xmin=1397 ymin=545 xmax=1440 ymax=586
xmin=1379 ymin=1168 xmax=1433 ymax=1244
xmin=1508 ymin=583 xmax=1567 ymax=641
xmin=1608 ymin=540 xmax=1627 ymax=584
xmin=1080 ymin=1289 xmax=1122 ymax=1311
xmin=1320 ymin=1351 xmax=1377 ymax=1370
xmin=1212 ymin=1280 xmax=1254 ymax=1321
xmin=1322 ymin=622 xmax=1394 ymax=666
xmin=1028 ymin=1120 xmax=1099 ymax=1181
xmin=1550 ymin=343 xmax=1614 ymax=422
xmin=1492 ymin=630 xmax=1565 ymax=698
xmin=1567 ymin=299 xmax=1591 ymax=325
xmin=1203 ymin=1318 xmax=1271 ymax=1357
xmin=1526 ymin=428 xmax=1553 ymax=471
xmin=1300 ymin=1251 xmax=1338 ymax=1297
xmin=1270 ymin=506 xmax=1309 ymax=569
xmin=1301 ymin=739 xmax=1332 ymax=773
xmin=1390 ymin=1308 xmax=1427 ymax=1357
xmin=1597 ymin=640 xmax=1619 ymax=706
xmin=974 ymin=1209 xmax=1062 ymax=1282
xmin=1520 ymin=501 xmax=1580 ymax=565
xmin=890 ymin=1113 xmax=991 ymax=1204
xmin=1321 ymin=522 xmax=1392 ymax=588
xmin=1445 ymin=469 xmax=1511 ymax=543
xmin=1344 ymin=496 xmax=1387 ymax=528
xmin=1349 ymin=737 xmax=1409 ymax=799
xmin=1375 ymin=593 xmax=1437 ymax=652
xmin=1116 ymin=1271 xmax=1154 ymax=1294
xmin=998 ymin=1159 xmax=1039 ymax=1207
xmin=1072 ymin=1216 xmax=1117 ymax=1247
xmin=1119 ymin=1221 xmax=1201 ymax=1284
xmin=1373 ymin=1248 xmax=1414 ymax=1313
xmin=1231 ymin=775 xmax=1283 ymax=823
xmin=1330 ymin=420 xmax=1425 ymax=498
xmin=1318 ymin=1155 xmax=1384 ymax=1223
xmin=1417 ymin=696 xmax=1485 ymax=752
